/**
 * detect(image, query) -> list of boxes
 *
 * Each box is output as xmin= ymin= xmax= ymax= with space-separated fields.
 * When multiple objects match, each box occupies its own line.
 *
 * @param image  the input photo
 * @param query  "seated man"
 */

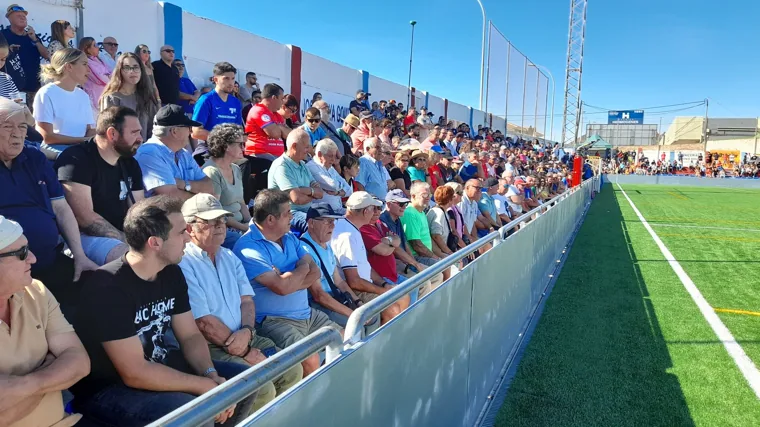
xmin=401 ymin=182 xmax=456 ymax=278
xmin=0 ymin=216 xmax=90 ymax=427
xmin=478 ymin=178 xmax=504 ymax=231
xmin=179 ymin=193 xmax=303 ymax=412
xmin=299 ymin=204 xmax=367 ymax=328
xmin=233 ymin=189 xmax=339 ymax=376
xmin=331 ymin=192 xmax=410 ymax=325
xmin=268 ymin=128 xmax=323 ymax=234
xmin=55 ymin=106 xmax=145 ymax=266
xmin=135 ymin=104 xmax=216 ymax=200
xmin=0 ymin=98 xmax=97 ymax=312
xmin=72 ymin=196 xmax=256 ymax=426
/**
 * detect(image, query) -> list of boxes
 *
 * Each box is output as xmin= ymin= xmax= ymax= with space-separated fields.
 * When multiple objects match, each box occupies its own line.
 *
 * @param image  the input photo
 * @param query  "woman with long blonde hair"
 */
xmin=47 ymin=20 xmax=75 ymax=57
xmin=134 ymin=44 xmax=160 ymax=102
xmin=32 ymin=48 xmax=95 ymax=158
xmin=100 ymin=53 xmax=159 ymax=140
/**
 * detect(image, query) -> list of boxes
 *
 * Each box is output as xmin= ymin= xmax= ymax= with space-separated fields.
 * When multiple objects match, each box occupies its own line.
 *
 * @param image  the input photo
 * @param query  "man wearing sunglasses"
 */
xmin=99 ymin=37 xmax=120 ymax=71
xmin=152 ymin=45 xmax=180 ymax=106
xmin=0 ymin=216 xmax=91 ymax=427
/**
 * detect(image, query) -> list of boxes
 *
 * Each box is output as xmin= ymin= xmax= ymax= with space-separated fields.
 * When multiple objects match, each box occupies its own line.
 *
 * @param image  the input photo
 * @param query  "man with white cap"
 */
xmin=331 ymin=191 xmax=410 ymax=325
xmin=232 ymin=189 xmax=340 ymax=377
xmin=0 ymin=96 xmax=97 ymax=311
xmin=179 ymin=194 xmax=303 ymax=412
xmin=0 ymin=216 xmax=90 ymax=427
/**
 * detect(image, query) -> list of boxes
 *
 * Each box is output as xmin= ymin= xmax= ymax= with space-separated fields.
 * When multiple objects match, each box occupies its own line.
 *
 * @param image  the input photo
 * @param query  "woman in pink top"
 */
xmin=79 ymin=37 xmax=111 ymax=114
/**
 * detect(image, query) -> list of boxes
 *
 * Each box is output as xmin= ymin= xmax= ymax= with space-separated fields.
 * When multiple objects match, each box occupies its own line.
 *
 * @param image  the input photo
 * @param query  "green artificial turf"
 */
xmin=495 ymin=184 xmax=760 ymax=427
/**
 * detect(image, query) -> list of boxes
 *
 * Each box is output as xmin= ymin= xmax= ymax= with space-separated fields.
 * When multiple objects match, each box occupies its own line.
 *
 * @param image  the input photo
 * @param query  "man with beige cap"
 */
xmin=179 ymin=193 xmax=303 ymax=412
xmin=0 ymin=215 xmax=90 ymax=427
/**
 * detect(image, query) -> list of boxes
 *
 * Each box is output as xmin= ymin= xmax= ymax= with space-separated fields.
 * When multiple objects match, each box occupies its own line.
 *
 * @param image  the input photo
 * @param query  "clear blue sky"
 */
xmin=168 ymin=0 xmax=759 ymax=138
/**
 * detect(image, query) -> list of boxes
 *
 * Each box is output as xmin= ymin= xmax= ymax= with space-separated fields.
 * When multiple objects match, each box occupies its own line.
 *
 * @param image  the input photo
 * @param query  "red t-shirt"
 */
xmin=427 ymin=164 xmax=443 ymax=190
xmin=360 ymin=220 xmax=397 ymax=283
xmin=403 ymin=115 xmax=416 ymax=129
xmin=245 ymin=103 xmax=285 ymax=157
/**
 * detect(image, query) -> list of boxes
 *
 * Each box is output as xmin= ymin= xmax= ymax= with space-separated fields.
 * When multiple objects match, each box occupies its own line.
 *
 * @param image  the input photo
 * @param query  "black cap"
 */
xmin=154 ymin=104 xmax=202 ymax=127
xmin=306 ymin=204 xmax=344 ymax=220
xmin=484 ymin=177 xmax=499 ymax=188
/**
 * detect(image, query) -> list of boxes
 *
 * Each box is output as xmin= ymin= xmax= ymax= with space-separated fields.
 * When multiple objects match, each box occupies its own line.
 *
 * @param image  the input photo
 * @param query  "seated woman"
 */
xmin=202 ymin=123 xmax=252 ymax=248
xmin=33 ymin=48 xmax=96 ymax=159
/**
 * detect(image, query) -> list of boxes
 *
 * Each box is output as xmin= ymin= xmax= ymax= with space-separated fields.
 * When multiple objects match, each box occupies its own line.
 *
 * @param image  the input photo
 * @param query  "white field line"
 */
xmin=649 ymin=223 xmax=760 ymax=233
xmin=617 ymin=183 xmax=760 ymax=400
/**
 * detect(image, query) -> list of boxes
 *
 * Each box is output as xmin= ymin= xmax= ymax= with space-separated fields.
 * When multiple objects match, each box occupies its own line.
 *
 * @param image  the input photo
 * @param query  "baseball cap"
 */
xmin=181 ymin=194 xmax=231 ymax=220
xmin=385 ymin=189 xmax=410 ymax=203
xmin=359 ymin=111 xmax=374 ymax=120
xmin=514 ymin=178 xmax=527 ymax=185
xmin=306 ymin=204 xmax=344 ymax=220
xmin=342 ymin=114 xmax=360 ymax=128
xmin=5 ymin=4 xmax=27 ymax=18
xmin=154 ymin=104 xmax=202 ymax=127
xmin=0 ymin=215 xmax=22 ymax=251
xmin=346 ymin=191 xmax=383 ymax=210
xmin=484 ymin=177 xmax=499 ymax=188
xmin=398 ymin=138 xmax=421 ymax=151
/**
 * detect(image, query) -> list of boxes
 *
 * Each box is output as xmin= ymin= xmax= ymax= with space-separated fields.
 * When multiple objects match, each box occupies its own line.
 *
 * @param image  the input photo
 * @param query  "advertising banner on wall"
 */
xmin=608 ymin=110 xmax=645 ymax=124
xmin=301 ymin=84 xmax=354 ymax=129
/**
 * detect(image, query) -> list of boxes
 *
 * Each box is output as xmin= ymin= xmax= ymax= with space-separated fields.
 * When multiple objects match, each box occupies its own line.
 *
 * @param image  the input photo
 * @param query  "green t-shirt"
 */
xmin=407 ymin=166 xmax=427 ymax=182
xmin=401 ymin=206 xmax=433 ymax=256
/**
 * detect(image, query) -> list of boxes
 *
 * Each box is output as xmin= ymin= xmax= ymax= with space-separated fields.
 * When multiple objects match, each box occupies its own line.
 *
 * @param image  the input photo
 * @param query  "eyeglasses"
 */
xmin=162 ymin=49 xmax=175 ymax=53
xmin=400 ymin=158 xmax=410 ymax=162
xmin=306 ymin=118 xmax=321 ymax=123
xmin=122 ymin=65 xmax=140 ymax=73
xmin=0 ymin=245 xmax=29 ymax=261
xmin=141 ymin=50 xmax=151 ymax=54
xmin=288 ymin=106 xmax=298 ymax=114
xmin=103 ymin=42 xmax=119 ymax=47
xmin=197 ymin=217 xmax=228 ymax=228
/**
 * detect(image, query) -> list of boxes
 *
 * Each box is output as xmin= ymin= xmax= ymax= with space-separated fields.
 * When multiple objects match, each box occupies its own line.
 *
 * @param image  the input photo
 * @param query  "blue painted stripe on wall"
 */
xmin=163 ymin=3 xmax=184 ymax=73
xmin=361 ymin=70 xmax=369 ymax=93
xmin=469 ymin=107 xmax=474 ymax=134
xmin=424 ymin=92 xmax=429 ymax=109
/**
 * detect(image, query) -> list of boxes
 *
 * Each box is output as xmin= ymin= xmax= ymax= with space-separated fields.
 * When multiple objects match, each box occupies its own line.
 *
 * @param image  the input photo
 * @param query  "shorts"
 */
xmin=80 ymin=234 xmax=124 ymax=266
xmin=257 ymin=309 xmax=339 ymax=350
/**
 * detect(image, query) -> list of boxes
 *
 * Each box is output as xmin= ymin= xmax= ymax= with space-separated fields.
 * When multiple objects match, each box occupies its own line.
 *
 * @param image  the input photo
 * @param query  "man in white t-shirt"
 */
xmin=492 ymin=178 xmax=513 ymax=224
xmin=330 ymin=192 xmax=409 ymax=325
xmin=506 ymin=178 xmax=527 ymax=215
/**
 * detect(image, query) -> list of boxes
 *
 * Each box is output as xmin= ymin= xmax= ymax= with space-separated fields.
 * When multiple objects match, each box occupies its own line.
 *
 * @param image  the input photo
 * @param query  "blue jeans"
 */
xmin=74 ymin=361 xmax=256 ymax=427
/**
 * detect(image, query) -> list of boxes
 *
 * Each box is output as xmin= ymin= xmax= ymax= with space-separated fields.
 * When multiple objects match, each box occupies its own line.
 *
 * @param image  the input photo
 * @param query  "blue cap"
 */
xmin=429 ymin=145 xmax=444 ymax=154
xmin=306 ymin=204 xmax=344 ymax=220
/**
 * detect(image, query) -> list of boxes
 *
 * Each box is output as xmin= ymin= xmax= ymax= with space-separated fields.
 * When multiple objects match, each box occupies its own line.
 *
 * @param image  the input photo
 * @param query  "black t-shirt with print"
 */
xmin=71 ymin=256 xmax=192 ymax=399
xmin=55 ymin=139 xmax=144 ymax=231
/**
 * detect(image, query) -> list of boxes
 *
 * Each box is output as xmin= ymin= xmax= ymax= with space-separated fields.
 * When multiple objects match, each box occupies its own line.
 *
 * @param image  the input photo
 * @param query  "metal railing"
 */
xmin=145 ymin=326 xmax=343 ymax=427
xmin=144 ymin=178 xmax=596 ymax=426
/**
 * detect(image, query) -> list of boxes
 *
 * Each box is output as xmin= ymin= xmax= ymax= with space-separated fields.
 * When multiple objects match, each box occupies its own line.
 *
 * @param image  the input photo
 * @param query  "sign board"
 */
xmin=608 ymin=110 xmax=644 ymax=124
xmin=300 ymin=84 xmax=355 ymax=129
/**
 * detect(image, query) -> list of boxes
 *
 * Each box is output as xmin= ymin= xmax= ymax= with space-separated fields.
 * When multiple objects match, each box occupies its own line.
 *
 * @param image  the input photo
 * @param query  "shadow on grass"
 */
xmin=496 ymin=185 xmax=694 ymax=427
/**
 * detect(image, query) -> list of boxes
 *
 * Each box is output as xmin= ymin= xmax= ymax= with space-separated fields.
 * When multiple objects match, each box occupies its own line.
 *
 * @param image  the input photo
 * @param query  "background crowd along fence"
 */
xmin=11 ymin=0 xmax=558 ymax=141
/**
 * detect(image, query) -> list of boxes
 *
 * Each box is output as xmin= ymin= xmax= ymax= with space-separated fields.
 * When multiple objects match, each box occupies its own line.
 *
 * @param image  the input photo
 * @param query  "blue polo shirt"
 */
xmin=0 ymin=147 xmax=63 ymax=270
xmin=458 ymin=161 xmax=478 ymax=181
xmin=478 ymin=191 xmax=499 ymax=223
xmin=192 ymin=90 xmax=243 ymax=130
xmin=300 ymin=232 xmax=336 ymax=295
xmin=232 ymin=222 xmax=311 ymax=322
xmin=135 ymin=137 xmax=207 ymax=197
xmin=177 ymin=77 xmax=198 ymax=115
xmin=356 ymin=155 xmax=388 ymax=200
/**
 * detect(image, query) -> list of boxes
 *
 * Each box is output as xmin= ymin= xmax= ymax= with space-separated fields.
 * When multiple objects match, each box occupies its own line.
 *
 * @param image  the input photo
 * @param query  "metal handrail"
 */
xmin=343 ymin=181 xmax=588 ymax=346
xmin=145 ymin=325 xmax=343 ymax=427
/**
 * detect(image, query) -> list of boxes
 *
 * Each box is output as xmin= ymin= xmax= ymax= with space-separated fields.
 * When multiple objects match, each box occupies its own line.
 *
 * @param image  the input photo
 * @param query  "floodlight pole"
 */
xmin=407 ymin=20 xmax=417 ymax=108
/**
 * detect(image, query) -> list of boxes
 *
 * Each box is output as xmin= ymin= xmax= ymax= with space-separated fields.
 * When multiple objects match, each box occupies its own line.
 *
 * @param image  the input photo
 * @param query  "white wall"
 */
xmin=472 ymin=109 xmax=486 ymax=130
xmin=368 ymin=75 xmax=407 ymax=105
xmin=85 ymin=0 xmax=162 ymax=59
xmin=492 ymin=116 xmax=506 ymax=133
xmin=182 ymin=11 xmax=290 ymax=92
xmin=448 ymin=102 xmax=470 ymax=126
xmin=426 ymin=94 xmax=445 ymax=121
xmin=301 ymin=52 xmax=359 ymax=99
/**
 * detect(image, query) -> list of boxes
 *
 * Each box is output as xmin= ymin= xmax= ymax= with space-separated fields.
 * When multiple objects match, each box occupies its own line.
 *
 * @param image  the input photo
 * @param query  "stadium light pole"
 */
xmin=407 ymin=20 xmax=417 ymax=109
xmin=475 ymin=0 xmax=487 ymax=111
xmin=530 ymin=63 xmax=556 ymax=141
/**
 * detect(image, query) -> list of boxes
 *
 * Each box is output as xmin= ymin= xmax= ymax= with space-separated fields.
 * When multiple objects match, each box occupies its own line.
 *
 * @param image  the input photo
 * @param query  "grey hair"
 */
xmin=410 ymin=181 xmax=430 ymax=196
xmin=445 ymin=182 xmax=462 ymax=193
xmin=315 ymin=138 xmax=338 ymax=156
xmin=0 ymin=97 xmax=26 ymax=123
xmin=152 ymin=125 xmax=180 ymax=138
xmin=364 ymin=137 xmax=379 ymax=151
xmin=286 ymin=128 xmax=310 ymax=151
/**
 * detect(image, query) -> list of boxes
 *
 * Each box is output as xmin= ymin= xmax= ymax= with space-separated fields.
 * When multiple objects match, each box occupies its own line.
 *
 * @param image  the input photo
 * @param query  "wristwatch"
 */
xmin=241 ymin=325 xmax=256 ymax=337
xmin=202 ymin=367 xmax=217 ymax=377
xmin=184 ymin=181 xmax=192 ymax=192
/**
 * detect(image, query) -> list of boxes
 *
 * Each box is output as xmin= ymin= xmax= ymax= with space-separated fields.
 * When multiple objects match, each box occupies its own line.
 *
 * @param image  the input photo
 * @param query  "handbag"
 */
xmin=438 ymin=207 xmax=459 ymax=252
xmin=300 ymin=237 xmax=359 ymax=310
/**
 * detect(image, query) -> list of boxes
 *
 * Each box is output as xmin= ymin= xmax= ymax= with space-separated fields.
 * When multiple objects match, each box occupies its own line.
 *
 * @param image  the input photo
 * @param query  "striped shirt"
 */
xmin=0 ymin=72 xmax=20 ymax=100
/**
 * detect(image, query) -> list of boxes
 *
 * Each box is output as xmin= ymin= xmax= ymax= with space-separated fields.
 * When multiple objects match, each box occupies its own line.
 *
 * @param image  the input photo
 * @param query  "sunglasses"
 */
xmin=7 ymin=5 xmax=24 ymax=13
xmin=162 ymin=49 xmax=175 ymax=53
xmin=0 ymin=245 xmax=29 ymax=261
xmin=103 ymin=42 xmax=119 ymax=47
xmin=394 ymin=201 xmax=409 ymax=208
xmin=306 ymin=118 xmax=321 ymax=123
xmin=288 ymin=106 xmax=298 ymax=113
xmin=141 ymin=49 xmax=151 ymax=54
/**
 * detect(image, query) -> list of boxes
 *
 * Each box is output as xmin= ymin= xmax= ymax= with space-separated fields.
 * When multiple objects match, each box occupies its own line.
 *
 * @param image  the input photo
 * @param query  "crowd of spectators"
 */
xmin=0 ymin=4 xmax=576 ymax=425
xmin=603 ymin=150 xmax=760 ymax=178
